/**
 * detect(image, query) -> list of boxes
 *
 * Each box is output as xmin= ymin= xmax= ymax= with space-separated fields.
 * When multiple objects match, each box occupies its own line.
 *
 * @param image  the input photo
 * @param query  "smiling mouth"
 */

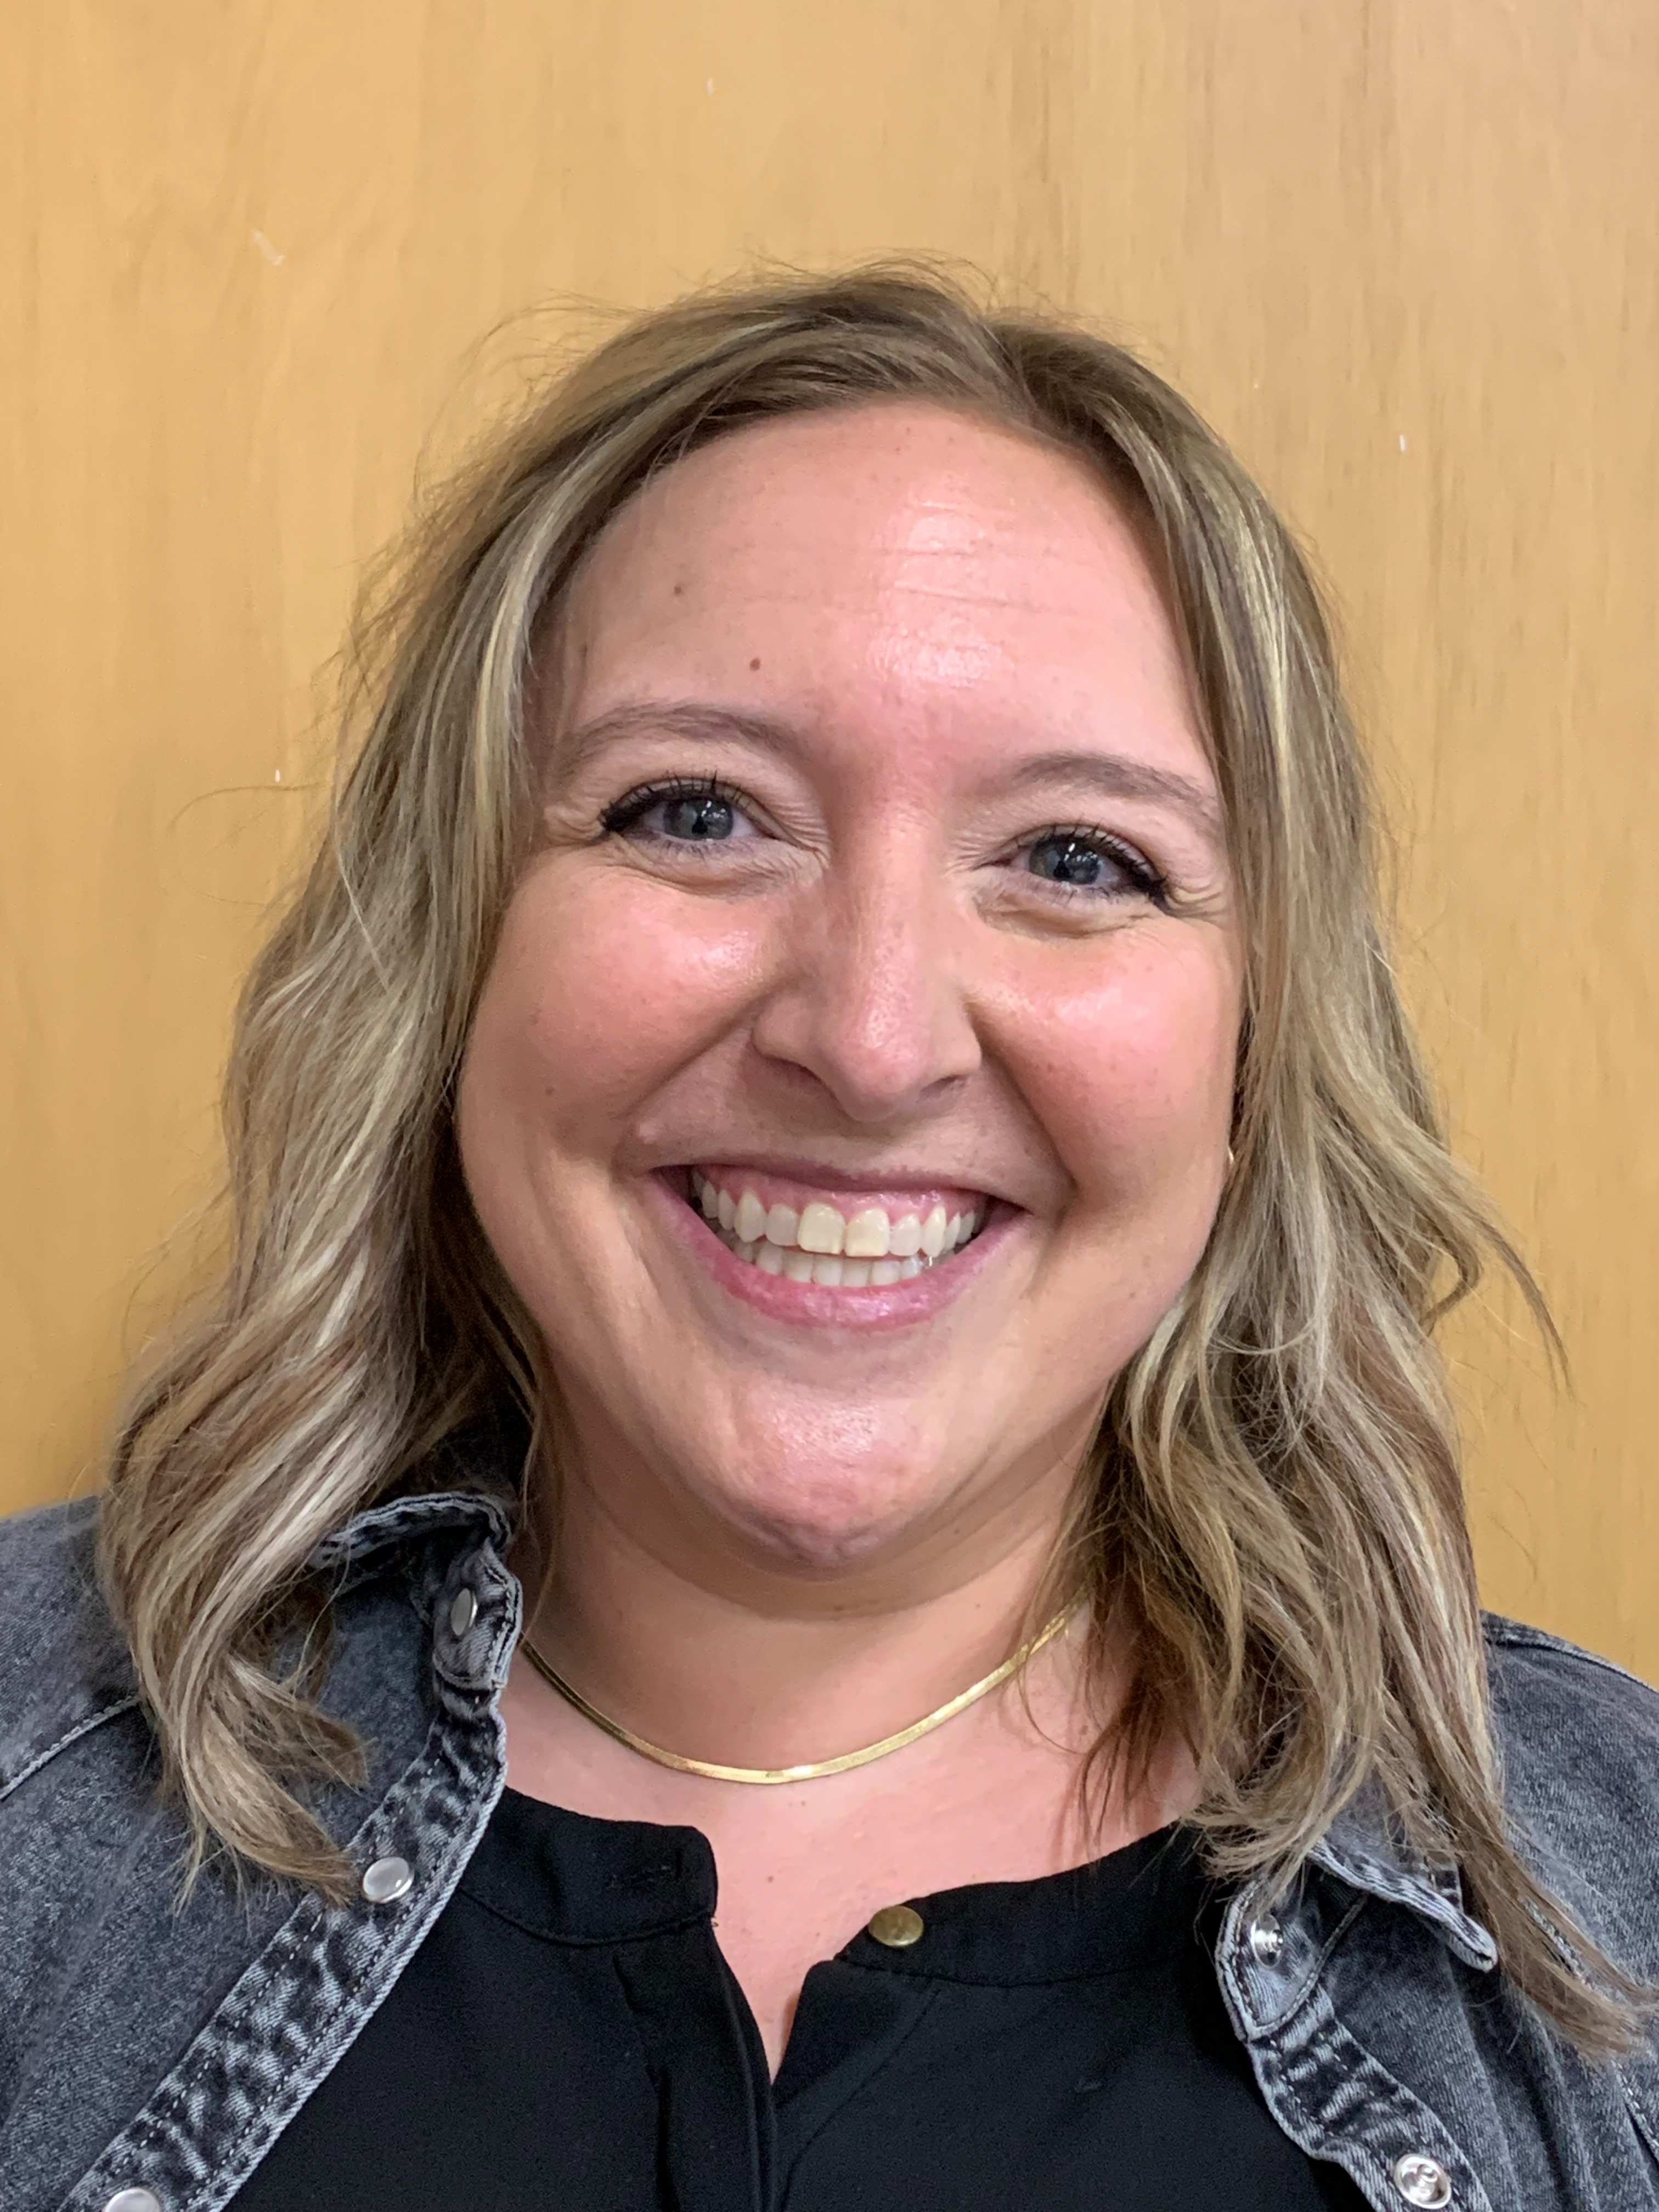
xmin=683 ymin=1168 xmax=989 ymax=1289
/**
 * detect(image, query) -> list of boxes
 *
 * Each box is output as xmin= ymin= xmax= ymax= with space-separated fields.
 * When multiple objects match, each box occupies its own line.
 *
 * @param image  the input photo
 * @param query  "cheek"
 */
xmin=461 ymin=862 xmax=765 ymax=1154
xmin=1007 ymin=937 xmax=1238 ymax=1208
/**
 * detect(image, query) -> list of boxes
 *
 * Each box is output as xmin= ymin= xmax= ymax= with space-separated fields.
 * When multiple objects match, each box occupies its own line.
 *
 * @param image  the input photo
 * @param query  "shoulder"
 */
xmin=0 ymin=1486 xmax=140 ymax=1796
xmin=0 ymin=1496 xmax=138 ymax=1799
xmin=1482 ymin=1612 xmax=1659 ymax=1975
xmin=1483 ymin=1612 xmax=1659 ymax=1785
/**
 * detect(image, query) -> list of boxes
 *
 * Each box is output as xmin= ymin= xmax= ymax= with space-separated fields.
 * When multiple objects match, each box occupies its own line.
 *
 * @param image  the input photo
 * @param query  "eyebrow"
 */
xmin=556 ymin=701 xmax=805 ymax=778
xmin=557 ymin=702 xmax=1223 ymax=845
xmin=1001 ymin=751 xmax=1224 ymax=844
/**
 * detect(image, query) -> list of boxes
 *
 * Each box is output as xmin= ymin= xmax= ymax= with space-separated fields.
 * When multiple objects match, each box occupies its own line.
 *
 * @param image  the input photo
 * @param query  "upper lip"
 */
xmin=666 ymin=1154 xmax=1018 ymax=1205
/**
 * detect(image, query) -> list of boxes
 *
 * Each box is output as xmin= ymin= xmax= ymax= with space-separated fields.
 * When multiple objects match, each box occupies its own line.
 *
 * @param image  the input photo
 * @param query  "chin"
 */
xmin=699 ymin=1454 xmax=936 ymax=1572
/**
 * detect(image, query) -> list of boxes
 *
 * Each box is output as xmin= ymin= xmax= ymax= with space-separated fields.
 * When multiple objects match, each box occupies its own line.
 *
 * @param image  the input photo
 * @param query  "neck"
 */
xmin=515 ymin=1428 xmax=1096 ymax=1776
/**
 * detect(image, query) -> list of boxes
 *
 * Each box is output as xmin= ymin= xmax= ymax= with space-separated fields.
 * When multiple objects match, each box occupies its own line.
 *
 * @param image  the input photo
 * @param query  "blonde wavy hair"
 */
xmin=98 ymin=263 xmax=1637 ymax=2048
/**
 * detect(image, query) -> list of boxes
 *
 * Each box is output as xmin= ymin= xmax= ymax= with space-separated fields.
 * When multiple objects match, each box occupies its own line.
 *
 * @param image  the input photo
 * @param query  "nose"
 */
xmin=748 ymin=844 xmax=982 ymax=1123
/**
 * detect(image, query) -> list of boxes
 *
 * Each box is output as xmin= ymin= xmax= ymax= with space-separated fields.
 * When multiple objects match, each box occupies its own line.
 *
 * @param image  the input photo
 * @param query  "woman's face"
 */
xmin=458 ymin=403 xmax=1240 ymax=1578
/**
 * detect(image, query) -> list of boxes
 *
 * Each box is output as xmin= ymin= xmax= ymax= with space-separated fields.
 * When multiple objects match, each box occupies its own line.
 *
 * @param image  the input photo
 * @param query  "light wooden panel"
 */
xmin=3 ymin=1 xmax=1655 ymax=1668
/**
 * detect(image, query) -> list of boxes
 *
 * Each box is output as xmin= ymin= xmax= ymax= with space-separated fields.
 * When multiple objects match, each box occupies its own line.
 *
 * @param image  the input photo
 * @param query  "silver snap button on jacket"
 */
xmin=1247 ymin=1915 xmax=1283 ymax=1962
xmin=448 ymin=1586 xmax=478 ymax=1637
xmin=360 ymin=1854 xmax=414 ymax=1905
xmin=103 ymin=2190 xmax=163 ymax=2212
xmin=1392 ymin=2151 xmax=1453 ymax=2206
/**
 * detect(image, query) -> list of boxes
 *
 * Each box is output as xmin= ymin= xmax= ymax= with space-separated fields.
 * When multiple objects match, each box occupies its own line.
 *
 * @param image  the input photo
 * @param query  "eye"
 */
xmin=600 ymin=777 xmax=754 ymax=847
xmin=656 ymin=791 xmax=735 ymax=842
xmin=1019 ymin=829 xmax=1167 ymax=904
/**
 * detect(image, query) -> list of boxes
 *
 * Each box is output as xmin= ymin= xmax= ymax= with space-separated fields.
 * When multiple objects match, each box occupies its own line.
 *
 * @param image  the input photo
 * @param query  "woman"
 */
xmin=2 ymin=267 xmax=1656 ymax=2212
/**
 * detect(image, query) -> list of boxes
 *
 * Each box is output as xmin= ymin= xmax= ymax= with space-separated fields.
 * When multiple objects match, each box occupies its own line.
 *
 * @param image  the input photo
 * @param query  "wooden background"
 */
xmin=3 ymin=3 xmax=1655 ymax=1669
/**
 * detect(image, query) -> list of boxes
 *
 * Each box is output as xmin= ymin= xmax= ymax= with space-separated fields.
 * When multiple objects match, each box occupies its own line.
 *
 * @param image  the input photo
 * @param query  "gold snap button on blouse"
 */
xmin=867 ymin=1903 xmax=925 ymax=1948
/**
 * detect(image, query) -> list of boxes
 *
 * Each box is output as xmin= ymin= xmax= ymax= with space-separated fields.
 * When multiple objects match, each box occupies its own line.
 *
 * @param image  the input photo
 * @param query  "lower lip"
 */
xmin=645 ymin=1173 xmax=1012 ymax=1330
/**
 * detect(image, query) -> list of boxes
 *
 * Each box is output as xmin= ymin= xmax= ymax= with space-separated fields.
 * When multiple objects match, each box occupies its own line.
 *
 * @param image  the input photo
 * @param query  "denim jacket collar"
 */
xmin=306 ymin=1485 xmax=516 ymax=1575
xmin=318 ymin=1485 xmax=1499 ymax=1972
xmin=1310 ymin=1785 xmax=1499 ymax=1971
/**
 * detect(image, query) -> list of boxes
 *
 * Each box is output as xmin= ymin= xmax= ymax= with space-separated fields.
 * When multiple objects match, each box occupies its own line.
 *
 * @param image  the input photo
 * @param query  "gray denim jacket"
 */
xmin=4 ymin=1477 xmax=1659 ymax=2212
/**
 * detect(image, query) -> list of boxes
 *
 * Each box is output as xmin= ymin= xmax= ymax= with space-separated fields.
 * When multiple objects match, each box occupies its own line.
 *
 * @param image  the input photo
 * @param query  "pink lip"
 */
xmin=644 ymin=1171 xmax=1013 ymax=1331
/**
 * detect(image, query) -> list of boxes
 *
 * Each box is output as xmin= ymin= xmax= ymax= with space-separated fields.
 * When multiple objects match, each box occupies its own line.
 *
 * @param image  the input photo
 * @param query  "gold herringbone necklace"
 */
xmin=518 ymin=1605 xmax=1075 ymax=1786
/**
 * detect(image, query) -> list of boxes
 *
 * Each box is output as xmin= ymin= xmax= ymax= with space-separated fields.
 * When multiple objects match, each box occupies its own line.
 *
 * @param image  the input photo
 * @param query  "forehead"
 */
xmin=556 ymin=401 xmax=1207 ymax=791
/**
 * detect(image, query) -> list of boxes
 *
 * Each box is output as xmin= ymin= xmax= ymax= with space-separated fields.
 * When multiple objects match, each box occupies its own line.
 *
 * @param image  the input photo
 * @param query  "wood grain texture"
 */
xmin=3 ymin=2 xmax=1655 ymax=1665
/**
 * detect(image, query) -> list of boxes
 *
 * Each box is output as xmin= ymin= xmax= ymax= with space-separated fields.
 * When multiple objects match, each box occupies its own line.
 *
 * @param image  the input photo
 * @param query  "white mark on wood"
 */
xmin=252 ymin=229 xmax=286 ymax=267
xmin=274 ymin=770 xmax=282 ymax=782
xmin=707 ymin=77 xmax=714 ymax=94
xmin=1398 ymin=432 xmax=1407 ymax=452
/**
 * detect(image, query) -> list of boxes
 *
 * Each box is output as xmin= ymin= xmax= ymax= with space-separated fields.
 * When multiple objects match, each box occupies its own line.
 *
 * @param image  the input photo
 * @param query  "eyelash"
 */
xmin=598 ymin=777 xmax=1170 ymax=906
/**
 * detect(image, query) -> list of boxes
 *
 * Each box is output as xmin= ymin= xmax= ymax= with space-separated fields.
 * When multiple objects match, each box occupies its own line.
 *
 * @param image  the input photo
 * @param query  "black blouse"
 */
xmin=232 ymin=1786 xmax=1367 ymax=2210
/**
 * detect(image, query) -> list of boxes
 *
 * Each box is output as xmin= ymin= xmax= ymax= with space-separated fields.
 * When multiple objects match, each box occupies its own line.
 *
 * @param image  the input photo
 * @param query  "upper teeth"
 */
xmin=692 ymin=1172 xmax=981 ymax=1284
